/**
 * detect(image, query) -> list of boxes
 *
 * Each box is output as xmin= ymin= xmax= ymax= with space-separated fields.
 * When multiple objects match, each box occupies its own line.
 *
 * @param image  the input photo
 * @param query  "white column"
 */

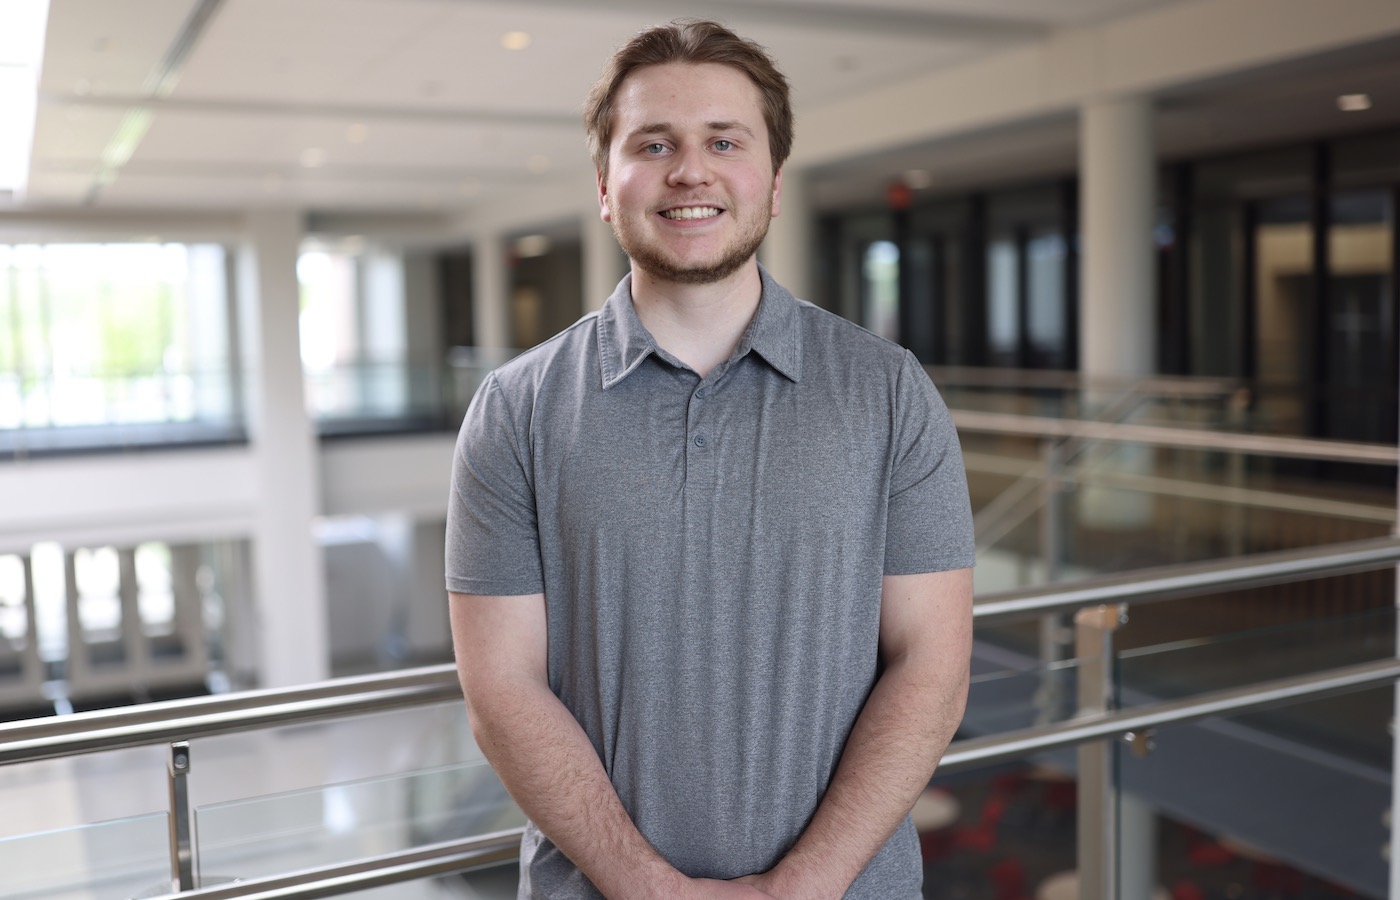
xmin=583 ymin=210 xmax=625 ymax=312
xmin=471 ymin=232 xmax=511 ymax=357
xmin=1078 ymin=94 xmax=1156 ymax=529
xmin=761 ymin=167 xmax=813 ymax=301
xmin=237 ymin=209 xmax=329 ymax=687
xmin=1080 ymin=95 xmax=1154 ymax=380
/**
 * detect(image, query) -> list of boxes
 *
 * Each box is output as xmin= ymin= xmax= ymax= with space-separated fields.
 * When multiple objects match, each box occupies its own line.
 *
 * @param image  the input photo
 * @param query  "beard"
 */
xmin=607 ymin=195 xmax=771 ymax=286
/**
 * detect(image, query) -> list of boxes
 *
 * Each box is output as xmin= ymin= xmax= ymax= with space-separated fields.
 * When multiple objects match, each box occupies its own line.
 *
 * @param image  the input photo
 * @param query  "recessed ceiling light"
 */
xmin=346 ymin=123 xmax=368 ymax=143
xmin=300 ymin=147 xmax=327 ymax=168
xmin=527 ymin=154 xmax=550 ymax=173
xmin=1337 ymin=93 xmax=1372 ymax=112
xmin=515 ymin=234 xmax=550 ymax=257
xmin=501 ymin=31 xmax=532 ymax=51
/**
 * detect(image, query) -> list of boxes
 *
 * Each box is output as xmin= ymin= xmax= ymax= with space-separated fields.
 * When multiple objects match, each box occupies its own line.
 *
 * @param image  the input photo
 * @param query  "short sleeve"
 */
xmin=445 ymin=372 xmax=546 ymax=595
xmin=883 ymin=351 xmax=976 ymax=575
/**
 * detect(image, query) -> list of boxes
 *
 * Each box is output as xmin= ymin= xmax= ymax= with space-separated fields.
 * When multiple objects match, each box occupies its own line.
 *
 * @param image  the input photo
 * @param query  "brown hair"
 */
xmin=584 ymin=19 xmax=793 ymax=180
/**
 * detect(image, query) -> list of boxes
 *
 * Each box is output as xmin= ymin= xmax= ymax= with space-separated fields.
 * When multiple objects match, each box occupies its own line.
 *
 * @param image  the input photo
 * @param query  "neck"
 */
xmin=630 ymin=259 xmax=763 ymax=378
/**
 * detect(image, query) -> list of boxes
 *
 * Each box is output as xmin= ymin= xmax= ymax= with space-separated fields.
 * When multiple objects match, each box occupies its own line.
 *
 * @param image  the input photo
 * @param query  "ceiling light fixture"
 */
xmin=515 ymin=234 xmax=551 ymax=258
xmin=346 ymin=123 xmax=368 ymax=143
xmin=0 ymin=0 xmax=51 ymax=199
xmin=300 ymin=147 xmax=327 ymax=168
xmin=501 ymin=31 xmax=532 ymax=51
xmin=1337 ymin=93 xmax=1372 ymax=112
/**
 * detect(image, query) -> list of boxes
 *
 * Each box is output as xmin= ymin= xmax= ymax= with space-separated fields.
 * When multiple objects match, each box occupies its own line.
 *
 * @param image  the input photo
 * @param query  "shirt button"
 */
xmin=695 ymin=389 xmax=706 ymax=399
xmin=693 ymin=434 xmax=707 ymax=448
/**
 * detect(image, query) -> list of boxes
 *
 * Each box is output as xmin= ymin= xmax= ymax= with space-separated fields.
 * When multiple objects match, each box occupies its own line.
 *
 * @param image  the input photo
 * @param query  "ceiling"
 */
xmin=12 ymin=0 xmax=1400 ymax=220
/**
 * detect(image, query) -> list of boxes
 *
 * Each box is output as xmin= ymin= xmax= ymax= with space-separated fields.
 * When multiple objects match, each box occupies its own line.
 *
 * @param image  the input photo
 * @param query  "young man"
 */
xmin=447 ymin=20 xmax=975 ymax=899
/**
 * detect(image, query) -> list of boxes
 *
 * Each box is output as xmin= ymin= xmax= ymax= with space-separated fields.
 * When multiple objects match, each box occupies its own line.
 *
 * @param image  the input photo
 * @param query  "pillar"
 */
xmin=1080 ymin=95 xmax=1155 ymax=380
xmin=237 ymin=209 xmax=329 ymax=687
xmin=583 ymin=210 xmax=626 ymax=312
xmin=1078 ymin=95 xmax=1156 ymax=529
xmin=471 ymin=231 xmax=511 ymax=357
xmin=761 ymin=167 xmax=813 ymax=302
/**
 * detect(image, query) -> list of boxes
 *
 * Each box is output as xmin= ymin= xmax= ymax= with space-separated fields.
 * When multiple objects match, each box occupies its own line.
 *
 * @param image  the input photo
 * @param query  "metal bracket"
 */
xmin=168 ymin=741 xmax=195 ymax=891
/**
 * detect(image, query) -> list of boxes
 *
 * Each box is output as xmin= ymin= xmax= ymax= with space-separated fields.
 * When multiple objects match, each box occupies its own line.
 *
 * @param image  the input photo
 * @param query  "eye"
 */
xmin=644 ymin=142 xmax=668 ymax=155
xmin=712 ymin=139 xmax=733 ymax=152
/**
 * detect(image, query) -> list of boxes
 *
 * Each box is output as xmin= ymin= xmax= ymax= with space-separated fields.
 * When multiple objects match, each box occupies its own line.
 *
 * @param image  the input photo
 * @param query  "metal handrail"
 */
xmin=928 ymin=366 xmax=1242 ymax=397
xmin=951 ymin=408 xmax=1398 ymax=464
xmin=4 ymin=537 xmax=1398 ymax=766
xmin=0 ymin=669 xmax=461 ymax=766
xmin=137 ymin=830 xmax=525 ymax=900
xmin=941 ymin=657 xmax=1400 ymax=772
xmin=973 ymin=535 xmax=1400 ymax=623
xmin=120 ymin=656 xmax=1400 ymax=900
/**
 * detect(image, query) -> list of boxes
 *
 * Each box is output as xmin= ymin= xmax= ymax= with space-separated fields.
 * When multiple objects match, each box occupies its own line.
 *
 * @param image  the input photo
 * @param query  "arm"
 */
xmin=450 ymin=591 xmax=776 ymax=900
xmin=739 ymin=567 xmax=974 ymax=899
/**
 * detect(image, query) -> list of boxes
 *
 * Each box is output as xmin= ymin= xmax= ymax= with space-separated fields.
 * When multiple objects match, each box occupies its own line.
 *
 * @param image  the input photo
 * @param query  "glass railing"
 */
xmin=0 ymin=812 xmax=171 ymax=900
xmin=960 ymin=379 xmax=1397 ymax=596
xmin=1115 ymin=683 xmax=1392 ymax=899
xmin=0 ymin=369 xmax=245 ymax=459
xmin=0 ymin=538 xmax=1395 ymax=899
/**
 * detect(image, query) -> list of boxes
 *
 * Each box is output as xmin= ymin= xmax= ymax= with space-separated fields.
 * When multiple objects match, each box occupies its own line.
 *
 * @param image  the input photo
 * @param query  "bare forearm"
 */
xmin=767 ymin=655 xmax=968 ymax=898
xmin=466 ymin=679 xmax=686 ymax=899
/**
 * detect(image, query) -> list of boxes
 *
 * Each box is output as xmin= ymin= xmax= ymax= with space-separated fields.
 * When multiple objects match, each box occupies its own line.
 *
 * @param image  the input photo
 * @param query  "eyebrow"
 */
xmin=627 ymin=121 xmax=757 ymax=140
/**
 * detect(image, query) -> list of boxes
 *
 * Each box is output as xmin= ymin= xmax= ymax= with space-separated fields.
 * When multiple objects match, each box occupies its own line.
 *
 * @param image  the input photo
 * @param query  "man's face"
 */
xmin=598 ymin=62 xmax=782 ymax=286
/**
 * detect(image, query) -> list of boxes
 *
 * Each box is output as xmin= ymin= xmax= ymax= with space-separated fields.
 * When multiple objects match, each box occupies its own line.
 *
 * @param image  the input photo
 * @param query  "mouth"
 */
xmin=659 ymin=205 xmax=723 ymax=221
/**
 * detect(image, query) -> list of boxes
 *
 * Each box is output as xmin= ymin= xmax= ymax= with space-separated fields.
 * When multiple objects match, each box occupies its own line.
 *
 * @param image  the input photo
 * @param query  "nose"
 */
xmin=665 ymin=144 xmax=713 ymax=187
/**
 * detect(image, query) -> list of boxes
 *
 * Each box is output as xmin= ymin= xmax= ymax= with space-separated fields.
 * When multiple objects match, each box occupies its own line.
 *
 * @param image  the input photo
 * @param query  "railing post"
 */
xmin=1075 ymin=603 xmax=1125 ymax=900
xmin=168 ymin=741 xmax=195 ymax=891
xmin=1035 ymin=440 xmax=1076 ymax=724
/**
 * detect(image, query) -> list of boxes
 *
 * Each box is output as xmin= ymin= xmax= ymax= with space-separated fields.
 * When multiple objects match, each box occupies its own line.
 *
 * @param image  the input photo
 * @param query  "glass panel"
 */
xmin=1026 ymin=229 xmax=1067 ymax=369
xmin=985 ymin=235 xmax=1019 ymax=367
xmin=966 ymin=648 xmax=1088 ymax=733
xmin=1253 ymin=195 xmax=1314 ymax=439
xmin=1116 ymin=683 xmax=1391 ymax=899
xmin=1118 ymin=606 xmax=1396 ymax=709
xmin=863 ymin=240 xmax=900 ymax=342
xmin=1326 ymin=189 xmax=1395 ymax=447
xmin=194 ymin=760 xmax=523 ymax=883
xmin=966 ymin=424 xmax=1395 ymax=591
xmin=0 ymin=813 xmax=170 ymax=900
xmin=0 ymin=242 xmax=241 ymax=457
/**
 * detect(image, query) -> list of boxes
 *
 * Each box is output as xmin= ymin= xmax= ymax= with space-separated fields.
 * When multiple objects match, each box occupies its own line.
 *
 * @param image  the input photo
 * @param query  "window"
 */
xmin=0 ymin=242 xmax=237 ymax=443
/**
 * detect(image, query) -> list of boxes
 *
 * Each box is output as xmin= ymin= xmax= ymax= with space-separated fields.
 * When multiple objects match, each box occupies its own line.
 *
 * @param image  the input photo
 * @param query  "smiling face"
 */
xmin=599 ymin=62 xmax=783 ymax=286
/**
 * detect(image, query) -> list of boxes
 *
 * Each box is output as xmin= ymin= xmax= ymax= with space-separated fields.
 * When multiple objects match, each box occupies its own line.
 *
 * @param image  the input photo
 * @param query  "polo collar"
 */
xmin=596 ymin=265 xmax=804 ymax=390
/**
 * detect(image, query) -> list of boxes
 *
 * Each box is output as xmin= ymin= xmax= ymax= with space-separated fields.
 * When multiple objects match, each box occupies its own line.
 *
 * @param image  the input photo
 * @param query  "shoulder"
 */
xmin=794 ymin=300 xmax=914 ymax=369
xmin=487 ymin=311 xmax=602 ymax=398
xmin=790 ymin=300 xmax=926 ymax=399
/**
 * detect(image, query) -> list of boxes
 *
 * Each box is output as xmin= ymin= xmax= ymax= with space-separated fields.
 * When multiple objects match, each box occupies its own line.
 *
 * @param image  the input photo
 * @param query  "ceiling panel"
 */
xmin=38 ymin=0 xmax=200 ymax=96
xmin=30 ymin=105 xmax=128 ymax=163
xmin=751 ymin=0 xmax=1181 ymax=25
xmin=22 ymin=171 xmax=97 ymax=206
xmin=133 ymin=108 xmax=579 ymax=166
xmin=95 ymin=168 xmax=520 ymax=210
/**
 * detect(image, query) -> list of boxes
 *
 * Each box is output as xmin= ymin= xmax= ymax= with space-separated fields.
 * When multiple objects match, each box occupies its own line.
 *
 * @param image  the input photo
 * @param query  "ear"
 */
xmin=770 ymin=166 xmax=784 ymax=218
xmin=597 ymin=169 xmax=611 ymax=223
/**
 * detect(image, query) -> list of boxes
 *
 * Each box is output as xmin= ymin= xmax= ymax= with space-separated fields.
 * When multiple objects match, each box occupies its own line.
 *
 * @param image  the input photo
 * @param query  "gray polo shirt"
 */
xmin=447 ymin=268 xmax=974 ymax=899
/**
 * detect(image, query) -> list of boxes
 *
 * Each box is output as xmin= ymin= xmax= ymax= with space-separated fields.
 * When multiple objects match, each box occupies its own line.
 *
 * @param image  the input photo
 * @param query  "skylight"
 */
xmin=0 ymin=0 xmax=51 ymax=199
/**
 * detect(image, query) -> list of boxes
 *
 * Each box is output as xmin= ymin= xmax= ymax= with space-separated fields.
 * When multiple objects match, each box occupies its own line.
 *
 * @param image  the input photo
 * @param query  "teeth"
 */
xmin=662 ymin=206 xmax=720 ymax=220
